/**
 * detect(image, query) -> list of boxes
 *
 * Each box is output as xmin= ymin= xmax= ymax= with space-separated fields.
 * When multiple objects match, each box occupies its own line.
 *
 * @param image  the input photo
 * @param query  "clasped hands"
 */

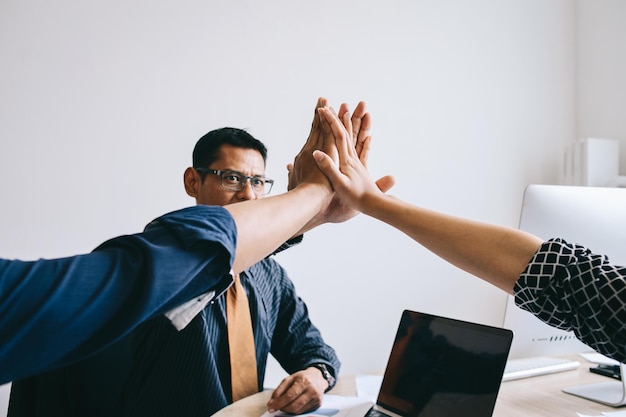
xmin=288 ymin=97 xmax=395 ymax=234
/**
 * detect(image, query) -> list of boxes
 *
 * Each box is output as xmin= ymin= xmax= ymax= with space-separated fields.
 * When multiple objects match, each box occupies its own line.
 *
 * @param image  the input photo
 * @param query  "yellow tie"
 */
xmin=226 ymin=273 xmax=258 ymax=401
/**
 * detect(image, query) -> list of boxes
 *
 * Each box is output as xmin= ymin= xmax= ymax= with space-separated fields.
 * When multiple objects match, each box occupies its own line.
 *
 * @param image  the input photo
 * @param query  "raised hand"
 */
xmin=300 ymin=101 xmax=394 ymax=231
xmin=339 ymin=100 xmax=371 ymax=159
xmin=314 ymin=106 xmax=395 ymax=212
xmin=287 ymin=97 xmax=337 ymax=193
xmin=317 ymin=101 xmax=377 ymax=224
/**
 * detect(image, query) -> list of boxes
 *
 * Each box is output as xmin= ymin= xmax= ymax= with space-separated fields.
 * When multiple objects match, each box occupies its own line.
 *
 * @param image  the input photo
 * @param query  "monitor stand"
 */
xmin=562 ymin=363 xmax=626 ymax=407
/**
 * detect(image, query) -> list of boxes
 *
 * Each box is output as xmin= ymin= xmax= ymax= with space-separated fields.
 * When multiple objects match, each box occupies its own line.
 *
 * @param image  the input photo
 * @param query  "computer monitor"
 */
xmin=502 ymin=184 xmax=626 ymax=359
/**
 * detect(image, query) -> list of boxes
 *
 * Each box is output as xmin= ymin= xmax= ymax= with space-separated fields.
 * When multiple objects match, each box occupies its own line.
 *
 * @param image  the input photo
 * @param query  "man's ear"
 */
xmin=183 ymin=167 xmax=200 ymax=198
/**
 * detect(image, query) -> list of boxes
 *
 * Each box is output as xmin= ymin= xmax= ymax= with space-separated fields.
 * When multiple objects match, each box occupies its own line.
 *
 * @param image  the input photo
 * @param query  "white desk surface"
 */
xmin=213 ymin=355 xmax=622 ymax=417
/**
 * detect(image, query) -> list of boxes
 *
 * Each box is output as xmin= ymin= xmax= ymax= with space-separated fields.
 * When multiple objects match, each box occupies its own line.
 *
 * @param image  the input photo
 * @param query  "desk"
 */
xmin=494 ymin=359 xmax=616 ymax=417
xmin=212 ymin=376 xmax=356 ymax=417
xmin=214 ymin=356 xmax=620 ymax=417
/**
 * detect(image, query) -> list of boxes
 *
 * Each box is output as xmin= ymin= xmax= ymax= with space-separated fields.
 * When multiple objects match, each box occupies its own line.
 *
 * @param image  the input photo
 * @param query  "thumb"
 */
xmin=375 ymin=175 xmax=396 ymax=193
xmin=313 ymin=150 xmax=338 ymax=178
xmin=313 ymin=150 xmax=345 ymax=189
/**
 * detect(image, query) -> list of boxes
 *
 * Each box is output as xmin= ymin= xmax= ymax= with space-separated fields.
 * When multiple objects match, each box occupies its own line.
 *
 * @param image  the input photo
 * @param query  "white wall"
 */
xmin=0 ymin=0 xmax=620 ymax=412
xmin=576 ymin=0 xmax=626 ymax=171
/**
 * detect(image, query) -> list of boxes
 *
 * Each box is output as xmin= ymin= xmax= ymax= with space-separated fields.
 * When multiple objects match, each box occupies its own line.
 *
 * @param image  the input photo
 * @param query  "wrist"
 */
xmin=292 ymin=183 xmax=333 ymax=213
xmin=310 ymin=363 xmax=336 ymax=392
xmin=360 ymin=191 xmax=390 ymax=218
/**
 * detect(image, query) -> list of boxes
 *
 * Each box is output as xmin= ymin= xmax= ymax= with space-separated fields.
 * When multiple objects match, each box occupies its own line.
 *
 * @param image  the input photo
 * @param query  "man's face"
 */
xmin=186 ymin=144 xmax=267 ymax=206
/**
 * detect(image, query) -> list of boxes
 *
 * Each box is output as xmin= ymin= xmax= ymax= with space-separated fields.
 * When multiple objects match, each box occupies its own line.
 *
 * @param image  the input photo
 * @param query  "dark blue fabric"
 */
xmin=122 ymin=257 xmax=340 ymax=416
xmin=8 ymin=249 xmax=339 ymax=417
xmin=0 ymin=205 xmax=236 ymax=384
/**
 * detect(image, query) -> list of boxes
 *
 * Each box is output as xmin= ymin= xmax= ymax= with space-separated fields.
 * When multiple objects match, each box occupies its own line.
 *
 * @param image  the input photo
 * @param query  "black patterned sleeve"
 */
xmin=514 ymin=238 xmax=626 ymax=362
xmin=269 ymin=234 xmax=304 ymax=257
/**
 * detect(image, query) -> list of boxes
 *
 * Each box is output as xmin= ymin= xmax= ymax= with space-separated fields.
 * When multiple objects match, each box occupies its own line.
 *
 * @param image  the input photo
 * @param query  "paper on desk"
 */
xmin=579 ymin=352 xmax=620 ymax=366
xmin=260 ymin=395 xmax=373 ymax=417
xmin=577 ymin=411 xmax=626 ymax=417
xmin=355 ymin=374 xmax=383 ymax=402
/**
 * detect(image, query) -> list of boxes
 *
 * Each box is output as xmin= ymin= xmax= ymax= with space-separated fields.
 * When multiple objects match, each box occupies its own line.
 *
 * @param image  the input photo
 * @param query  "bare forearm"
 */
xmin=310 ymin=104 xmax=543 ymax=293
xmin=225 ymin=183 xmax=330 ymax=273
xmin=361 ymin=194 xmax=543 ymax=293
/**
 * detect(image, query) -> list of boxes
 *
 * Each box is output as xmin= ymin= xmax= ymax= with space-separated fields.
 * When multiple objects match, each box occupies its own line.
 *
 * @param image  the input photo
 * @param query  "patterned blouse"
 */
xmin=514 ymin=238 xmax=626 ymax=363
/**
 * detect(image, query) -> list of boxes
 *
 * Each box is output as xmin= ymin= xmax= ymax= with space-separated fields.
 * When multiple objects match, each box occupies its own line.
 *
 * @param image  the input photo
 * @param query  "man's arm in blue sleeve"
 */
xmin=0 ymin=205 xmax=236 ymax=384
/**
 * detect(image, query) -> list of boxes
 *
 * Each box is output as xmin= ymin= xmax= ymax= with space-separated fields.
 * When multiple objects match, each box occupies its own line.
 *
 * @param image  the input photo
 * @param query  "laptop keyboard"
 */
xmin=502 ymin=356 xmax=580 ymax=381
xmin=365 ymin=408 xmax=392 ymax=417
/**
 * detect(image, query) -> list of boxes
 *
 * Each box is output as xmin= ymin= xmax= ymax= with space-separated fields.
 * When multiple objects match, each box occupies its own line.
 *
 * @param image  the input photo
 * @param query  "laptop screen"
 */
xmin=376 ymin=310 xmax=513 ymax=417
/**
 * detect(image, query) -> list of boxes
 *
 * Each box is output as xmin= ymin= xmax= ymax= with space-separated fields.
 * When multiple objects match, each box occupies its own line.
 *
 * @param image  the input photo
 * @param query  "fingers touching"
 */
xmin=291 ymin=97 xmax=394 ymax=211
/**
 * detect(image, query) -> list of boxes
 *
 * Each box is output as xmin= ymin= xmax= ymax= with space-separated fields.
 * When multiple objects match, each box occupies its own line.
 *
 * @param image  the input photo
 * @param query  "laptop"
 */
xmin=364 ymin=310 xmax=513 ymax=417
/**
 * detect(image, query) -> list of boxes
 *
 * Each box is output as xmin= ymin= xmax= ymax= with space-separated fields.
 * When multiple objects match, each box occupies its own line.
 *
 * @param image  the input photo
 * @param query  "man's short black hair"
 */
xmin=192 ymin=127 xmax=268 ymax=169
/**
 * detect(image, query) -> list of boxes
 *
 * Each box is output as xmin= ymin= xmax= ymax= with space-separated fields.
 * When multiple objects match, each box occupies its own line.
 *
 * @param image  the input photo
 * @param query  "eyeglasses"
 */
xmin=195 ymin=168 xmax=274 ymax=195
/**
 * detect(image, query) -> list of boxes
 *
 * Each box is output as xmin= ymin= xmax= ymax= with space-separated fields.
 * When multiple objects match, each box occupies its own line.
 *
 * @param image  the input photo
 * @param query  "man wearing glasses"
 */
xmin=8 ymin=100 xmax=384 ymax=417
xmin=8 ymin=128 xmax=339 ymax=417
xmin=116 ymin=127 xmax=340 ymax=416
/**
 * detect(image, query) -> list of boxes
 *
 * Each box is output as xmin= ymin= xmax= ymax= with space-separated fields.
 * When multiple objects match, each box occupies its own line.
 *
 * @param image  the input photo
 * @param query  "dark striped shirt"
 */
xmin=122 ymin=254 xmax=339 ymax=416
xmin=8 ymin=251 xmax=338 ymax=417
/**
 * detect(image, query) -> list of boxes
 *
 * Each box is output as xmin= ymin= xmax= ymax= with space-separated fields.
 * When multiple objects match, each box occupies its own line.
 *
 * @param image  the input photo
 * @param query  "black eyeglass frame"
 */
xmin=195 ymin=167 xmax=274 ymax=195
